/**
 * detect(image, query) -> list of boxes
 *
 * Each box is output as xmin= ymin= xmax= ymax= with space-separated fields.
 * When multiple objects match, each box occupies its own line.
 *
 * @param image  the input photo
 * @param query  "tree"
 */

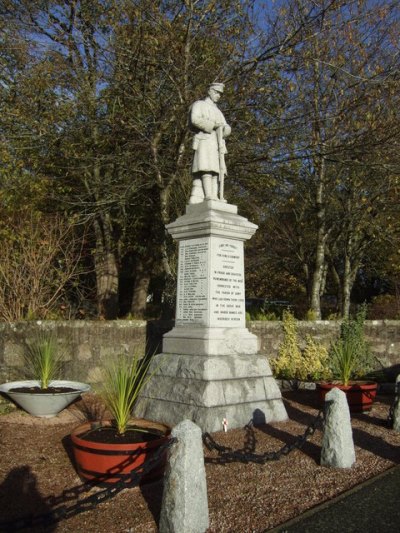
xmin=245 ymin=0 xmax=400 ymax=317
xmin=2 ymin=0 xmax=399 ymax=319
xmin=0 ymin=213 xmax=86 ymax=320
xmin=1 ymin=0 xmax=260 ymax=317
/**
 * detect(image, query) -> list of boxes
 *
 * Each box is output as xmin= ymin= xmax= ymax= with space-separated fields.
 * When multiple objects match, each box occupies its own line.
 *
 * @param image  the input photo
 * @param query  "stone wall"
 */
xmin=248 ymin=320 xmax=400 ymax=380
xmin=0 ymin=320 xmax=172 ymax=384
xmin=1 ymin=320 xmax=399 ymax=384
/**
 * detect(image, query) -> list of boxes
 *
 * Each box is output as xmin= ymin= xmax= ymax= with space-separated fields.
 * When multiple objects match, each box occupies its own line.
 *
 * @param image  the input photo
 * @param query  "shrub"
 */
xmin=326 ymin=312 xmax=340 ymax=321
xmin=304 ymin=309 xmax=318 ymax=321
xmin=24 ymin=333 xmax=62 ymax=389
xmin=272 ymin=311 xmax=302 ymax=379
xmin=329 ymin=305 xmax=375 ymax=385
xmin=0 ymin=214 xmax=86 ymax=321
xmin=253 ymin=310 xmax=278 ymax=321
xmin=302 ymin=335 xmax=331 ymax=381
xmin=272 ymin=311 xmax=330 ymax=381
xmin=101 ymin=352 xmax=152 ymax=435
xmin=368 ymin=294 xmax=400 ymax=319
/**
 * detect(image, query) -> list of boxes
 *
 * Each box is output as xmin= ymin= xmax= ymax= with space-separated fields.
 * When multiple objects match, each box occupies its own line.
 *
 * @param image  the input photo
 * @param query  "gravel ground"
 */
xmin=0 ymin=390 xmax=399 ymax=532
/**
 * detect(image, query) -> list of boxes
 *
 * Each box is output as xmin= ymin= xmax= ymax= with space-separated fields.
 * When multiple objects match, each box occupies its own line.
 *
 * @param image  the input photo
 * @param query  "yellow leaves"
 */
xmin=272 ymin=312 xmax=330 ymax=381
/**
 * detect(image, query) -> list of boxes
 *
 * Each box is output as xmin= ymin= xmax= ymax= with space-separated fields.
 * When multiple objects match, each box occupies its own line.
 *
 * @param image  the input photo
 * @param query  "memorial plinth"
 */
xmin=137 ymin=200 xmax=287 ymax=432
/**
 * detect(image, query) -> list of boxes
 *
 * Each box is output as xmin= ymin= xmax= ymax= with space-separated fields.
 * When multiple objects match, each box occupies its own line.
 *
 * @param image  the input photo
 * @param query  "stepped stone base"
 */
xmin=137 ymin=352 xmax=288 ymax=433
xmin=140 ymin=200 xmax=288 ymax=433
xmin=163 ymin=326 xmax=259 ymax=356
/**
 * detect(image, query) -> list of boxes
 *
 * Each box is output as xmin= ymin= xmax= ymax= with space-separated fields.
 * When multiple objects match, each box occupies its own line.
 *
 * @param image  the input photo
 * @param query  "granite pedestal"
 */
xmin=137 ymin=200 xmax=287 ymax=432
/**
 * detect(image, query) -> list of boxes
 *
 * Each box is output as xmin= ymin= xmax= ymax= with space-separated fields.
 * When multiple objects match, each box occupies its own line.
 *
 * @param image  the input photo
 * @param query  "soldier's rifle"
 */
xmin=216 ymin=126 xmax=225 ymax=201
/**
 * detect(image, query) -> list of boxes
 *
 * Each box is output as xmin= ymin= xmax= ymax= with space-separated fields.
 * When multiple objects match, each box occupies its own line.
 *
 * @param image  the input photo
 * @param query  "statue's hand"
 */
xmin=223 ymin=124 xmax=231 ymax=138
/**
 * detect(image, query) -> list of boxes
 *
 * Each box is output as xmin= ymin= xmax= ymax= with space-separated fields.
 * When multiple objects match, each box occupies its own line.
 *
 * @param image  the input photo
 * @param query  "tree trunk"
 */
xmin=131 ymin=258 xmax=151 ymax=318
xmin=341 ymin=249 xmax=362 ymax=319
xmin=309 ymin=51 xmax=328 ymax=320
xmin=329 ymin=262 xmax=342 ymax=315
xmin=310 ymin=247 xmax=325 ymax=318
xmin=310 ymin=166 xmax=328 ymax=319
xmin=342 ymin=252 xmax=352 ymax=318
xmin=93 ymin=218 xmax=119 ymax=319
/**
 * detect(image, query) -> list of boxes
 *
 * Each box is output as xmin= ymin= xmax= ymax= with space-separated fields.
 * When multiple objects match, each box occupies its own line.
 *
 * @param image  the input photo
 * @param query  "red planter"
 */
xmin=71 ymin=419 xmax=171 ymax=484
xmin=316 ymin=381 xmax=378 ymax=413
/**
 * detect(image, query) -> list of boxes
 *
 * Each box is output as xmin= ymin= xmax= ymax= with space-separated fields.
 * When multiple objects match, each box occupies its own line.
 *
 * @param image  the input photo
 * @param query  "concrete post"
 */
xmin=321 ymin=387 xmax=355 ymax=468
xmin=159 ymin=420 xmax=209 ymax=533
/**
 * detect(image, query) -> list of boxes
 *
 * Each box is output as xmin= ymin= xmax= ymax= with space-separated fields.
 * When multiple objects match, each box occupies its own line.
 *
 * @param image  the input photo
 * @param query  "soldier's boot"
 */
xmin=202 ymin=174 xmax=218 ymax=200
xmin=189 ymin=178 xmax=204 ymax=204
xmin=211 ymin=175 xmax=219 ymax=199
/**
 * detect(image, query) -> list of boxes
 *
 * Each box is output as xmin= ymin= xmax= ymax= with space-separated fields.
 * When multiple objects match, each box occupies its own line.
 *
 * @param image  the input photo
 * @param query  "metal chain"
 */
xmin=0 ymin=408 xmax=331 ymax=530
xmin=203 ymin=410 xmax=324 ymax=465
xmin=0 ymin=437 xmax=176 ymax=532
xmin=387 ymin=386 xmax=400 ymax=428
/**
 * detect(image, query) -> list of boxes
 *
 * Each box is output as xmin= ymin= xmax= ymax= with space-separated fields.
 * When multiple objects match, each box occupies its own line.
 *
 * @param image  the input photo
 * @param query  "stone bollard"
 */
xmin=159 ymin=420 xmax=209 ymax=533
xmin=320 ymin=387 xmax=355 ymax=468
xmin=393 ymin=374 xmax=400 ymax=433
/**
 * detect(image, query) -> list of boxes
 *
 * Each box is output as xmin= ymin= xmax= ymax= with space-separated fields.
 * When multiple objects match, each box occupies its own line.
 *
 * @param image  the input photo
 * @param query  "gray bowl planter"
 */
xmin=0 ymin=380 xmax=91 ymax=418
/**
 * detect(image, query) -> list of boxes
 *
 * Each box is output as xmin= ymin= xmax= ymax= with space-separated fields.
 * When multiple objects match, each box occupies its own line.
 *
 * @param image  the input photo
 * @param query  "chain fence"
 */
xmin=0 ymin=438 xmax=175 ymax=532
xmin=3 ymin=391 xmax=397 ymax=531
xmin=0 ymin=410 xmax=325 ymax=531
xmin=387 ymin=385 xmax=400 ymax=428
xmin=203 ymin=409 xmax=325 ymax=465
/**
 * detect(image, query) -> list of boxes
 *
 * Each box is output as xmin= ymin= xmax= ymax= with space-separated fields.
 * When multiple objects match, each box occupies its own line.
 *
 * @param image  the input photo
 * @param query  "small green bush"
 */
xmin=302 ymin=335 xmax=331 ymax=381
xmin=304 ymin=309 xmax=318 ymax=321
xmin=272 ymin=311 xmax=330 ymax=381
xmin=329 ymin=305 xmax=375 ymax=385
xmin=24 ymin=333 xmax=62 ymax=389
xmin=246 ymin=307 xmax=278 ymax=321
xmin=254 ymin=310 xmax=278 ymax=321
xmin=101 ymin=351 xmax=152 ymax=435
xmin=272 ymin=311 xmax=302 ymax=379
xmin=326 ymin=312 xmax=340 ymax=321
xmin=368 ymin=294 xmax=400 ymax=319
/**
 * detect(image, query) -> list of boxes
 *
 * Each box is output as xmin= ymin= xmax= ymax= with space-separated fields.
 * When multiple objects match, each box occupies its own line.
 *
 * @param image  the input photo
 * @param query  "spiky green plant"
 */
xmin=329 ymin=338 xmax=357 ymax=386
xmin=101 ymin=352 xmax=154 ymax=435
xmin=329 ymin=305 xmax=374 ymax=385
xmin=24 ymin=333 xmax=62 ymax=389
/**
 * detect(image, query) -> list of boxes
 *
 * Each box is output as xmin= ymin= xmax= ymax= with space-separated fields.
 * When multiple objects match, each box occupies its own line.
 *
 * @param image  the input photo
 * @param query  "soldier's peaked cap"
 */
xmin=209 ymin=82 xmax=224 ymax=92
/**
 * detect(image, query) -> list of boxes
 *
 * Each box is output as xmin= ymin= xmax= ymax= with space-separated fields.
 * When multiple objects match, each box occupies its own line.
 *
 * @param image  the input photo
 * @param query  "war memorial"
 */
xmin=137 ymin=83 xmax=287 ymax=431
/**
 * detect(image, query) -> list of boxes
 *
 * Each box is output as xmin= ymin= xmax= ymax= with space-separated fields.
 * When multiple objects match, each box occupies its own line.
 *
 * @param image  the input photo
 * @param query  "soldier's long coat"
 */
xmin=190 ymin=97 xmax=229 ymax=175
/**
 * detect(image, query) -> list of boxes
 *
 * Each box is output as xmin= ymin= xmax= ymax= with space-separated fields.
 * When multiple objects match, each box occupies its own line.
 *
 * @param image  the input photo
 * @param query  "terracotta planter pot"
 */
xmin=316 ymin=381 xmax=378 ymax=413
xmin=71 ymin=418 xmax=171 ymax=484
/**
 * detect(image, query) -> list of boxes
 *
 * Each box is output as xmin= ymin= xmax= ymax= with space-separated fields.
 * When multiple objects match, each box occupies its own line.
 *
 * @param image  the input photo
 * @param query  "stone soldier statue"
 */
xmin=189 ymin=83 xmax=231 ymax=204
